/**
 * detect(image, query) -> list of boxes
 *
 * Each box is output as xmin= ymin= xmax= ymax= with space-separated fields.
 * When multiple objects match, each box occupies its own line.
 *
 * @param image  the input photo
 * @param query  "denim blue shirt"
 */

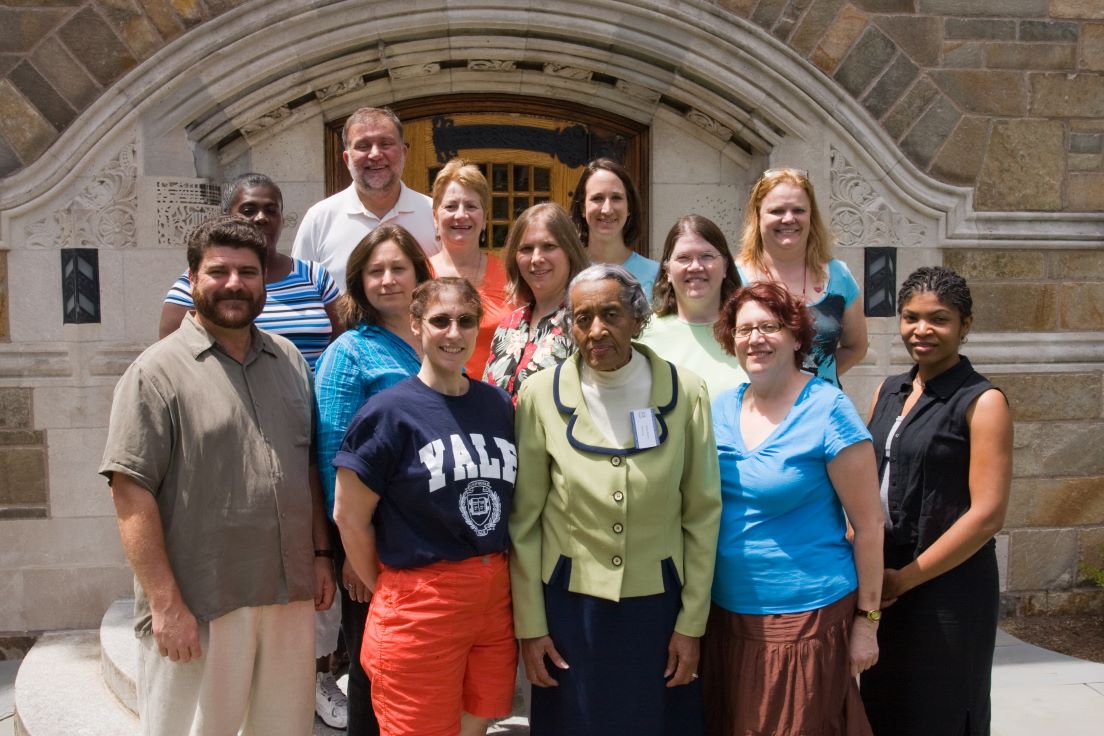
xmin=314 ymin=323 xmax=420 ymax=518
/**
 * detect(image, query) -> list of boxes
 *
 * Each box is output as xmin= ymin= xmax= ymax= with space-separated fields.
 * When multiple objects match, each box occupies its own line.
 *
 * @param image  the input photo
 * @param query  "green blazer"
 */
xmin=509 ymin=344 xmax=721 ymax=639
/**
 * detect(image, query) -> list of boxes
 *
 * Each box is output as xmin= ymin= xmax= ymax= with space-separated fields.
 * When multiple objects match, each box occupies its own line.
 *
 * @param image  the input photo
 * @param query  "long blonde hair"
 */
xmin=739 ymin=168 xmax=833 ymax=277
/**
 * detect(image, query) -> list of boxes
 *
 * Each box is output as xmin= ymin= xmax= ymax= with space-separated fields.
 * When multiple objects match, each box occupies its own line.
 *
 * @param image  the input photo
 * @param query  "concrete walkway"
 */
xmin=4 ymin=628 xmax=1104 ymax=735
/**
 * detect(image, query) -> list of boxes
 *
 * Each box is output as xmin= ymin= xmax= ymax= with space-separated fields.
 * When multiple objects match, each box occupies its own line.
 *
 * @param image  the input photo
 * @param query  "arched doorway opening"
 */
xmin=324 ymin=95 xmax=650 ymax=253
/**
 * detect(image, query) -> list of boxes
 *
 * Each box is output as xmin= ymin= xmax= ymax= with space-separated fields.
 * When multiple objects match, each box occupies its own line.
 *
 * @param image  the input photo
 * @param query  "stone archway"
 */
xmin=1 ymin=0 xmax=1102 ymax=634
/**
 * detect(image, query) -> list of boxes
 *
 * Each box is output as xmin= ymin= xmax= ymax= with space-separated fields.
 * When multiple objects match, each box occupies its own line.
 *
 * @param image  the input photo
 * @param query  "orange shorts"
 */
xmin=363 ymin=552 xmax=517 ymax=736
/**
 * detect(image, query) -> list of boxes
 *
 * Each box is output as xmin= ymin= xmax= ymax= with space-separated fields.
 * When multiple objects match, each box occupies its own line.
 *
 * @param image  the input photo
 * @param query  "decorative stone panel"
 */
xmin=154 ymin=179 xmax=221 ymax=248
xmin=828 ymin=148 xmax=926 ymax=248
xmin=23 ymin=139 xmax=137 ymax=249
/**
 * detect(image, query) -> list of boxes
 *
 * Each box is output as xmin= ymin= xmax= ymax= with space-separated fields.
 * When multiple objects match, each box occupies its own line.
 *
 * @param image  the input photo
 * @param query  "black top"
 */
xmin=867 ymin=356 xmax=1002 ymax=566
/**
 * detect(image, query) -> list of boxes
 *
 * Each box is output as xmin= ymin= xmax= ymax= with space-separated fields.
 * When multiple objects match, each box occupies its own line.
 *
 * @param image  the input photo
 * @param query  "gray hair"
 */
xmin=565 ymin=263 xmax=652 ymax=334
xmin=221 ymin=172 xmax=282 ymax=213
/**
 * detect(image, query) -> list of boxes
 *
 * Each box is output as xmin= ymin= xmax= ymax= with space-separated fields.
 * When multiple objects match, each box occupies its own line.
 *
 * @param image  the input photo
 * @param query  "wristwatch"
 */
xmin=857 ymin=607 xmax=882 ymax=622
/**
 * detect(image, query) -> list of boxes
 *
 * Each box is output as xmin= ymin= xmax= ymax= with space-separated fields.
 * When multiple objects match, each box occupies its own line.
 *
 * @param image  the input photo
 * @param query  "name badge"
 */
xmin=630 ymin=408 xmax=659 ymax=450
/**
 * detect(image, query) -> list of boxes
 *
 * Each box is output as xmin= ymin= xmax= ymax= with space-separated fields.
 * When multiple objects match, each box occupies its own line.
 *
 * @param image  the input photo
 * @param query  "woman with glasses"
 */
xmin=314 ymin=224 xmax=432 ymax=735
xmin=639 ymin=215 xmax=747 ymax=395
xmin=333 ymin=278 xmax=517 ymax=736
xmin=483 ymin=203 xmax=587 ymax=402
xmin=702 ymin=282 xmax=883 ymax=736
xmin=736 ymin=168 xmax=866 ymax=387
xmin=429 ymin=160 xmax=512 ymax=379
xmin=860 ymin=267 xmax=1012 ymax=736
xmin=569 ymin=158 xmax=660 ymax=296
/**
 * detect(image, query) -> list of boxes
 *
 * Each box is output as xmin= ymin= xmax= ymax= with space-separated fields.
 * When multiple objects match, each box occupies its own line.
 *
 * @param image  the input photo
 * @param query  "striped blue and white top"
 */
xmin=165 ymin=258 xmax=339 ymax=370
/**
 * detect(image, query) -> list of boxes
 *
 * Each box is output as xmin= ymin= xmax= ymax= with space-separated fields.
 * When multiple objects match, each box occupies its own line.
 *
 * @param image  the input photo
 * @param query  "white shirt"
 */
xmin=292 ymin=182 xmax=438 ymax=291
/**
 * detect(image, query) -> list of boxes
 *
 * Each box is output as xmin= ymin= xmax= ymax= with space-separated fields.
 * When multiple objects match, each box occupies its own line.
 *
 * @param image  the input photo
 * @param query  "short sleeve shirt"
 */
xmin=334 ymin=377 xmax=516 ymax=569
xmin=164 ymin=258 xmax=339 ymax=370
xmin=711 ymin=378 xmax=871 ymax=614
xmin=98 ymin=315 xmax=316 ymax=635
xmin=292 ymin=183 xmax=438 ymax=290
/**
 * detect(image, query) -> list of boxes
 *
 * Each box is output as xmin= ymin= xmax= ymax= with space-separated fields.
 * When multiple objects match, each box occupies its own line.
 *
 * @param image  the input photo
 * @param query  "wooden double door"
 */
xmin=325 ymin=95 xmax=649 ymax=253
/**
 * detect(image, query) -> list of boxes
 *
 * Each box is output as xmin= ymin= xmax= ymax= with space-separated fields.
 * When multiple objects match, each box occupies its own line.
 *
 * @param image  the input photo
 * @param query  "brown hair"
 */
xmin=739 ymin=168 xmax=833 ymax=277
xmin=652 ymin=214 xmax=741 ymax=316
xmin=186 ymin=215 xmax=267 ymax=274
xmin=503 ymin=203 xmax=587 ymax=305
xmin=337 ymin=224 xmax=432 ymax=329
xmin=410 ymin=277 xmax=484 ymax=322
xmin=568 ymin=158 xmax=644 ymax=251
xmin=341 ymin=107 xmax=403 ymax=149
xmin=715 ymin=282 xmax=814 ymax=369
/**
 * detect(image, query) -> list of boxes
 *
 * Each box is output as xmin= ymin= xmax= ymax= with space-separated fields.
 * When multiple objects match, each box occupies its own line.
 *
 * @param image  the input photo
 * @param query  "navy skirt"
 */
xmin=530 ymin=556 xmax=705 ymax=736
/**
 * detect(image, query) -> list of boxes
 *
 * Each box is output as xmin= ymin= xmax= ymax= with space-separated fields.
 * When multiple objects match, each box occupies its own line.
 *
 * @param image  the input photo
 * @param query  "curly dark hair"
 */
xmin=715 ymin=282 xmax=814 ymax=370
xmin=186 ymin=215 xmax=267 ymax=274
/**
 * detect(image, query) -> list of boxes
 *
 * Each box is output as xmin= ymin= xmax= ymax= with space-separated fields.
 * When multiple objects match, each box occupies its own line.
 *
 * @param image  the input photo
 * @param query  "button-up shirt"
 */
xmin=99 ymin=315 xmax=316 ymax=635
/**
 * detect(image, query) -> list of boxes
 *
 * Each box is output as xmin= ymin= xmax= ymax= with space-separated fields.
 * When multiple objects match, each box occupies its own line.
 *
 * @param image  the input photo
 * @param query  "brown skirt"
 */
xmin=701 ymin=592 xmax=872 ymax=736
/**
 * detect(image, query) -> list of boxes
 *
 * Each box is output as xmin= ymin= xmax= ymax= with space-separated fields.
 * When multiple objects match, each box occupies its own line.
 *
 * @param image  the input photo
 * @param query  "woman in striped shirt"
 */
xmin=158 ymin=172 xmax=342 ymax=369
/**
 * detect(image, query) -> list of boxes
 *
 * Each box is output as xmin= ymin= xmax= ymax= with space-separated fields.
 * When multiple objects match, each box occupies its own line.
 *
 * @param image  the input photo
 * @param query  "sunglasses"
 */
xmin=423 ymin=313 xmax=479 ymax=330
xmin=761 ymin=167 xmax=810 ymax=179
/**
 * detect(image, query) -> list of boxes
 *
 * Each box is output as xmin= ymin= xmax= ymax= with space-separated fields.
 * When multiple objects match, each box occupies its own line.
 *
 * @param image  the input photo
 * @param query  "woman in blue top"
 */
xmin=569 ymin=158 xmax=660 ymax=296
xmin=314 ymin=223 xmax=432 ymax=736
xmin=702 ymin=282 xmax=883 ymax=736
xmin=735 ymin=168 xmax=866 ymax=387
xmin=159 ymin=173 xmax=342 ymax=369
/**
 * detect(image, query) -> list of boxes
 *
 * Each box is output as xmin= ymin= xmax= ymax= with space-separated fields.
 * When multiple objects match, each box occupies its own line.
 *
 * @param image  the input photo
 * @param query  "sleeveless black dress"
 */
xmin=860 ymin=357 xmax=1003 ymax=736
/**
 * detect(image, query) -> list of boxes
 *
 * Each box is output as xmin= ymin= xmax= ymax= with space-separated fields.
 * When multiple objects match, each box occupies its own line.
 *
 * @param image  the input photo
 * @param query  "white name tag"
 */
xmin=630 ymin=408 xmax=659 ymax=450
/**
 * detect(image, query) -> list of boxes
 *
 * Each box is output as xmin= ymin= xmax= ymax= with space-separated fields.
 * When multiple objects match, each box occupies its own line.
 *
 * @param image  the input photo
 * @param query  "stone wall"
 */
xmin=0 ymin=1 xmax=1101 ymax=632
xmin=4 ymin=1 xmax=1104 ymax=213
xmin=944 ymin=248 xmax=1104 ymax=614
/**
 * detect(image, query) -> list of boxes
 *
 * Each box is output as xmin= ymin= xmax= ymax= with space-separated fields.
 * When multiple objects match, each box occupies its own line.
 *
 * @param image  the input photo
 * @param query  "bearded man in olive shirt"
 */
xmin=100 ymin=216 xmax=336 ymax=736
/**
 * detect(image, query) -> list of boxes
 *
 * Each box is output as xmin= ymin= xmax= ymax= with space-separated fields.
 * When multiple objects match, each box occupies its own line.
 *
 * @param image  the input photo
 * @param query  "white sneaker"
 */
xmin=315 ymin=671 xmax=348 ymax=729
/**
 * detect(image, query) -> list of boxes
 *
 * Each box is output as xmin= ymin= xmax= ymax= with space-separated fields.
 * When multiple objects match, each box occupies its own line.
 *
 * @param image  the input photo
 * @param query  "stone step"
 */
xmin=16 ymin=598 xmax=531 ymax=735
xmin=14 ymin=629 xmax=138 ymax=736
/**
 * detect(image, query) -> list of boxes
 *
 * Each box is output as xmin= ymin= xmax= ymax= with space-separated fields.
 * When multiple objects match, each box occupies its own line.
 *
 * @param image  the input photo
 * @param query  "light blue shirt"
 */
xmin=621 ymin=251 xmax=661 ymax=299
xmin=314 ymin=323 xmax=421 ymax=518
xmin=711 ymin=378 xmax=871 ymax=614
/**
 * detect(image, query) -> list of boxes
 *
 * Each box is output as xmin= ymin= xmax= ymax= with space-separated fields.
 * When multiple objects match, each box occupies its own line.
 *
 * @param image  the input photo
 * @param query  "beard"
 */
xmin=192 ymin=287 xmax=265 ymax=330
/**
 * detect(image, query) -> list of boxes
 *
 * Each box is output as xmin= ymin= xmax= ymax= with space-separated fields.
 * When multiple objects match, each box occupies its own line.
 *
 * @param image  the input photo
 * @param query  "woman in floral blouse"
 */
xmin=483 ymin=203 xmax=588 ymax=401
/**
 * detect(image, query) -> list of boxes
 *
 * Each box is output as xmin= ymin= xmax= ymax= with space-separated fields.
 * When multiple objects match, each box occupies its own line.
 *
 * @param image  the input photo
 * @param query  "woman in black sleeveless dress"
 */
xmin=860 ymin=266 xmax=1013 ymax=735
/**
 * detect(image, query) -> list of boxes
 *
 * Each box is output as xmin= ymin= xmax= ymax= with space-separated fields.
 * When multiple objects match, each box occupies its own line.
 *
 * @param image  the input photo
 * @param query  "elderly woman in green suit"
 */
xmin=510 ymin=263 xmax=722 ymax=736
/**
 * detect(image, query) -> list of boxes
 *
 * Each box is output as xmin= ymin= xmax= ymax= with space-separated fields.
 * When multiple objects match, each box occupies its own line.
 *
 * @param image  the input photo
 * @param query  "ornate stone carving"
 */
xmin=615 ymin=79 xmax=660 ymax=103
xmin=468 ymin=60 xmax=516 ymax=72
xmin=389 ymin=63 xmax=441 ymax=80
xmin=241 ymin=106 xmax=292 ymax=135
xmin=686 ymin=110 xmax=732 ymax=140
xmin=543 ymin=63 xmax=592 ymax=80
xmin=155 ymin=180 xmax=221 ymax=248
xmin=23 ymin=140 xmax=138 ymax=249
xmin=316 ymin=76 xmax=366 ymax=101
xmin=829 ymin=147 xmax=926 ymax=248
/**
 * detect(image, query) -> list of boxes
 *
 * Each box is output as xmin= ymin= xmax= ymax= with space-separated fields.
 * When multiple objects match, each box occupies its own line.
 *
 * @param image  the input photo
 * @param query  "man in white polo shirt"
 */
xmin=293 ymin=106 xmax=438 ymax=290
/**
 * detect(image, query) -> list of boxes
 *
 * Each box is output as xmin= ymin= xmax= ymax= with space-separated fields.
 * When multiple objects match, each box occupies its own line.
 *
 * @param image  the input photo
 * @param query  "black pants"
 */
xmin=335 ymin=534 xmax=380 ymax=736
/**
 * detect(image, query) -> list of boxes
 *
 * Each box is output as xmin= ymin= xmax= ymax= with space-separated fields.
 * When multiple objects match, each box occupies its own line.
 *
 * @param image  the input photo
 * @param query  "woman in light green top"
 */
xmin=639 ymin=215 xmax=747 ymax=394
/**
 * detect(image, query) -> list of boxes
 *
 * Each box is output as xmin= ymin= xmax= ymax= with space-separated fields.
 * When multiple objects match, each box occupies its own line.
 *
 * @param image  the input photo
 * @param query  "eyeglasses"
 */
xmin=423 ymin=313 xmax=479 ymax=330
xmin=669 ymin=253 xmax=721 ymax=268
xmin=732 ymin=322 xmax=784 ymax=339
